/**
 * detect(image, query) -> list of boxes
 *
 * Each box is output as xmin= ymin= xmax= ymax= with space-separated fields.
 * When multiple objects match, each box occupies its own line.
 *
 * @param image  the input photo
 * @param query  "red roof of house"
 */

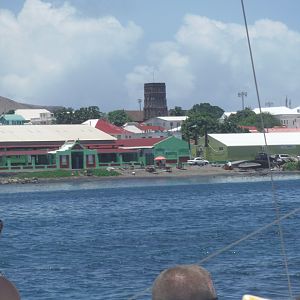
xmin=116 ymin=137 xmax=165 ymax=148
xmin=265 ymin=127 xmax=300 ymax=132
xmin=95 ymin=119 xmax=131 ymax=135
xmin=239 ymin=125 xmax=258 ymax=133
xmin=0 ymin=150 xmax=49 ymax=157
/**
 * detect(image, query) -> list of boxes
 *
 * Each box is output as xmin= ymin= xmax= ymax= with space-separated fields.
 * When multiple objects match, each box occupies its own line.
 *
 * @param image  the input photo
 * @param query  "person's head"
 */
xmin=0 ymin=276 xmax=20 ymax=300
xmin=152 ymin=264 xmax=217 ymax=300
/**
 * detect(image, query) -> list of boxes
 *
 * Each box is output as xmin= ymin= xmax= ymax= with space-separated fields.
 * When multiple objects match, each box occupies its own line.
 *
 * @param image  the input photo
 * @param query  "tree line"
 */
xmin=53 ymin=106 xmax=131 ymax=126
xmin=53 ymin=103 xmax=281 ymax=145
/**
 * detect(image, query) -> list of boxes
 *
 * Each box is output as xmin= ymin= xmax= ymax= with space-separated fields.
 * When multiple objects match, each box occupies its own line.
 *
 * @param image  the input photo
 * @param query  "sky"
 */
xmin=1 ymin=0 xmax=300 ymax=112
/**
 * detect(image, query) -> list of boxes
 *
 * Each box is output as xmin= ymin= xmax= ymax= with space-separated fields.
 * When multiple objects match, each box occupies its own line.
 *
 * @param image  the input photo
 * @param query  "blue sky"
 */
xmin=1 ymin=0 xmax=300 ymax=112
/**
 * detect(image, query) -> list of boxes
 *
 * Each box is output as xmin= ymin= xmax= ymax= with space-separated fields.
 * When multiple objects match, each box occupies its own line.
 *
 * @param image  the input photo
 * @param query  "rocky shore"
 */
xmin=0 ymin=165 xmax=299 ymax=185
xmin=0 ymin=177 xmax=39 ymax=185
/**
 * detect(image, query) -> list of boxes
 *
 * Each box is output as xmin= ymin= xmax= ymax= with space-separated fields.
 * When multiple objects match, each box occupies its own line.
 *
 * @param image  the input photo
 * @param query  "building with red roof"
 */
xmin=83 ymin=119 xmax=133 ymax=139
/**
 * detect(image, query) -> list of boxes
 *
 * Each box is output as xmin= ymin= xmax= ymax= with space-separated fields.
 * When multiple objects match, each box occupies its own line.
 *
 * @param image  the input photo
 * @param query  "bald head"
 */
xmin=0 ymin=276 xmax=20 ymax=300
xmin=152 ymin=264 xmax=217 ymax=300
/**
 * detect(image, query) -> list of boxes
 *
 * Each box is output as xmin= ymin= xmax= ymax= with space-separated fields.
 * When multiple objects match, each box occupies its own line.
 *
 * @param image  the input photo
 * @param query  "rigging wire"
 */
xmin=241 ymin=0 xmax=293 ymax=298
xmin=127 ymin=207 xmax=300 ymax=300
xmin=128 ymin=2 xmax=296 ymax=299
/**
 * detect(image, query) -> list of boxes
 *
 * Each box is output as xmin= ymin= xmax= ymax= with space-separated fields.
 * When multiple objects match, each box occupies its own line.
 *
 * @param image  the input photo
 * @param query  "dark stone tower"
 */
xmin=143 ymin=82 xmax=168 ymax=120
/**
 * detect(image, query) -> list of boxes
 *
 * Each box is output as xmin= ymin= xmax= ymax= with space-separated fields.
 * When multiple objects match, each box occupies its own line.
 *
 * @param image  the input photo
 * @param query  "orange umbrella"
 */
xmin=154 ymin=156 xmax=166 ymax=160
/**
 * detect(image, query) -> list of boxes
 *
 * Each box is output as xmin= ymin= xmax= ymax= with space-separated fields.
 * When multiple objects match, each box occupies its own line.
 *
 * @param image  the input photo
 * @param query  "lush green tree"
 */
xmin=54 ymin=106 xmax=104 ymax=124
xmin=73 ymin=106 xmax=103 ymax=124
xmin=182 ymin=113 xmax=219 ymax=144
xmin=188 ymin=103 xmax=224 ymax=119
xmin=258 ymin=112 xmax=281 ymax=129
xmin=107 ymin=110 xmax=132 ymax=126
xmin=182 ymin=104 xmax=244 ymax=144
xmin=53 ymin=107 xmax=75 ymax=124
xmin=226 ymin=108 xmax=281 ymax=130
xmin=169 ymin=106 xmax=185 ymax=116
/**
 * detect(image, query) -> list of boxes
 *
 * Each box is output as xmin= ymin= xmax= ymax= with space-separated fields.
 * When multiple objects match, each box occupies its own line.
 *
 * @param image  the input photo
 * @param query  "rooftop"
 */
xmin=83 ymin=119 xmax=131 ymax=135
xmin=155 ymin=116 xmax=188 ymax=122
xmin=0 ymin=114 xmax=25 ymax=121
xmin=15 ymin=109 xmax=53 ymax=120
xmin=252 ymin=106 xmax=298 ymax=115
xmin=210 ymin=132 xmax=300 ymax=146
xmin=116 ymin=137 xmax=165 ymax=149
xmin=0 ymin=125 xmax=116 ymax=143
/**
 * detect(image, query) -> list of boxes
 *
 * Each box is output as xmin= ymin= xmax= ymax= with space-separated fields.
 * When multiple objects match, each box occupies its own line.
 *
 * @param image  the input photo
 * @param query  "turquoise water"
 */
xmin=0 ymin=175 xmax=300 ymax=299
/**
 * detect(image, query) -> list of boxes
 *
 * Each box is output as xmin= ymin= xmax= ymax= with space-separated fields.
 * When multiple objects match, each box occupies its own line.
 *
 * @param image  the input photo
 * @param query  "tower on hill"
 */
xmin=143 ymin=82 xmax=168 ymax=120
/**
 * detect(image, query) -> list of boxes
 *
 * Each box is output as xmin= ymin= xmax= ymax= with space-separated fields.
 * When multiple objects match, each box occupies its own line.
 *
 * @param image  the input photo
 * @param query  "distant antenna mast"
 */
xmin=289 ymin=99 xmax=292 ymax=108
xmin=138 ymin=99 xmax=142 ymax=111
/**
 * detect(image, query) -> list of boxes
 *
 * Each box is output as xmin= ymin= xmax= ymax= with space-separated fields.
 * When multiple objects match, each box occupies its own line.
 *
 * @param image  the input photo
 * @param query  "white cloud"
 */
xmin=0 ymin=0 xmax=142 ymax=110
xmin=126 ymin=14 xmax=300 ymax=110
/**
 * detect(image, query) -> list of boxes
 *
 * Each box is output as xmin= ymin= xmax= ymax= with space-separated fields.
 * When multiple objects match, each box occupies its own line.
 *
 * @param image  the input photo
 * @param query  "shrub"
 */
xmin=282 ymin=161 xmax=300 ymax=171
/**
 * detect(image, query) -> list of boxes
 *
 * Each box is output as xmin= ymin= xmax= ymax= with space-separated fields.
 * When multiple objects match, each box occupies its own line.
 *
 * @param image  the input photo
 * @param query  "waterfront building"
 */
xmin=0 ymin=124 xmax=116 ymax=171
xmin=116 ymin=136 xmax=190 ymax=166
xmin=0 ymin=125 xmax=189 ymax=172
xmin=143 ymin=83 xmax=168 ymax=120
xmin=200 ymin=132 xmax=300 ymax=162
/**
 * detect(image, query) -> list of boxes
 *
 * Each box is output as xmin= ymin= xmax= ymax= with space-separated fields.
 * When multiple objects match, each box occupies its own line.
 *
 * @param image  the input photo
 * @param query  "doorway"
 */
xmin=71 ymin=152 xmax=84 ymax=169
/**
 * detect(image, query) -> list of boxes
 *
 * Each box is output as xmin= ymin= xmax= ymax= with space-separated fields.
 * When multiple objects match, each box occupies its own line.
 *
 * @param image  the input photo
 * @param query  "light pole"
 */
xmin=238 ymin=91 xmax=247 ymax=110
xmin=138 ymin=99 xmax=142 ymax=111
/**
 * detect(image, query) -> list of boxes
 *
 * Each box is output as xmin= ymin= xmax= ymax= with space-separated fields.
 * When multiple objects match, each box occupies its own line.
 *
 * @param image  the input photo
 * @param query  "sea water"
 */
xmin=0 ymin=175 xmax=300 ymax=300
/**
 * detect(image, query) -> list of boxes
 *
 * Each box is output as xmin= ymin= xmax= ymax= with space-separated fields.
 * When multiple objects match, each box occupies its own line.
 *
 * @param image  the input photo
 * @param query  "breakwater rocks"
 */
xmin=0 ymin=177 xmax=39 ymax=185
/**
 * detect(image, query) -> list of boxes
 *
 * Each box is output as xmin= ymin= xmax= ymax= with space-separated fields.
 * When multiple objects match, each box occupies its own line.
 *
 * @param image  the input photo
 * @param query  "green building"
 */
xmin=0 ymin=114 xmax=26 ymax=125
xmin=199 ymin=132 xmax=300 ymax=162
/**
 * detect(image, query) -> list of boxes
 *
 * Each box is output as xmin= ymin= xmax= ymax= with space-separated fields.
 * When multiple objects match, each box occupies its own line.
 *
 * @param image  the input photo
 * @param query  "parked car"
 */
xmin=187 ymin=157 xmax=209 ymax=166
xmin=274 ymin=154 xmax=294 ymax=163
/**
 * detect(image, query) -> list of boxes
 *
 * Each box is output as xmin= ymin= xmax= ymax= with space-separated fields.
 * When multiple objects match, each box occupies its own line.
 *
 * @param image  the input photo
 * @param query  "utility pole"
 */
xmin=238 ymin=91 xmax=247 ymax=110
xmin=138 ymin=99 xmax=142 ymax=111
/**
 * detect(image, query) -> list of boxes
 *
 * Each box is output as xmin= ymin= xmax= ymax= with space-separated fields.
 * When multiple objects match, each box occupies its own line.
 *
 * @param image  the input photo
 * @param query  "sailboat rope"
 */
xmin=128 ymin=2 xmax=295 ymax=299
xmin=241 ymin=0 xmax=293 ymax=298
xmin=127 ymin=207 xmax=300 ymax=300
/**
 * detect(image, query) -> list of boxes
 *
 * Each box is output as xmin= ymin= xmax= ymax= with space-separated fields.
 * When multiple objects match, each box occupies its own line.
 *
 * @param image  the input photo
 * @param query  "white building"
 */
xmin=252 ymin=106 xmax=300 ymax=128
xmin=144 ymin=116 xmax=188 ymax=130
xmin=219 ymin=112 xmax=236 ymax=122
xmin=123 ymin=122 xmax=172 ymax=139
xmin=15 ymin=109 xmax=55 ymax=125
xmin=221 ymin=106 xmax=300 ymax=128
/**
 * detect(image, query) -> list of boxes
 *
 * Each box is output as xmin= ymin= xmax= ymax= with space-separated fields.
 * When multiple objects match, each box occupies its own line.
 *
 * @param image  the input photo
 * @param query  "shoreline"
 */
xmin=31 ymin=166 xmax=300 ymax=184
xmin=1 ymin=166 xmax=300 ymax=185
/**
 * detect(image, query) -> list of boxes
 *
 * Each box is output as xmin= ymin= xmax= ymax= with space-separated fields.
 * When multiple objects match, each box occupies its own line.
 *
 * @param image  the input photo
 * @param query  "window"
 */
xmin=219 ymin=147 xmax=224 ymax=150
xmin=61 ymin=155 xmax=68 ymax=165
xmin=87 ymin=154 xmax=94 ymax=164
